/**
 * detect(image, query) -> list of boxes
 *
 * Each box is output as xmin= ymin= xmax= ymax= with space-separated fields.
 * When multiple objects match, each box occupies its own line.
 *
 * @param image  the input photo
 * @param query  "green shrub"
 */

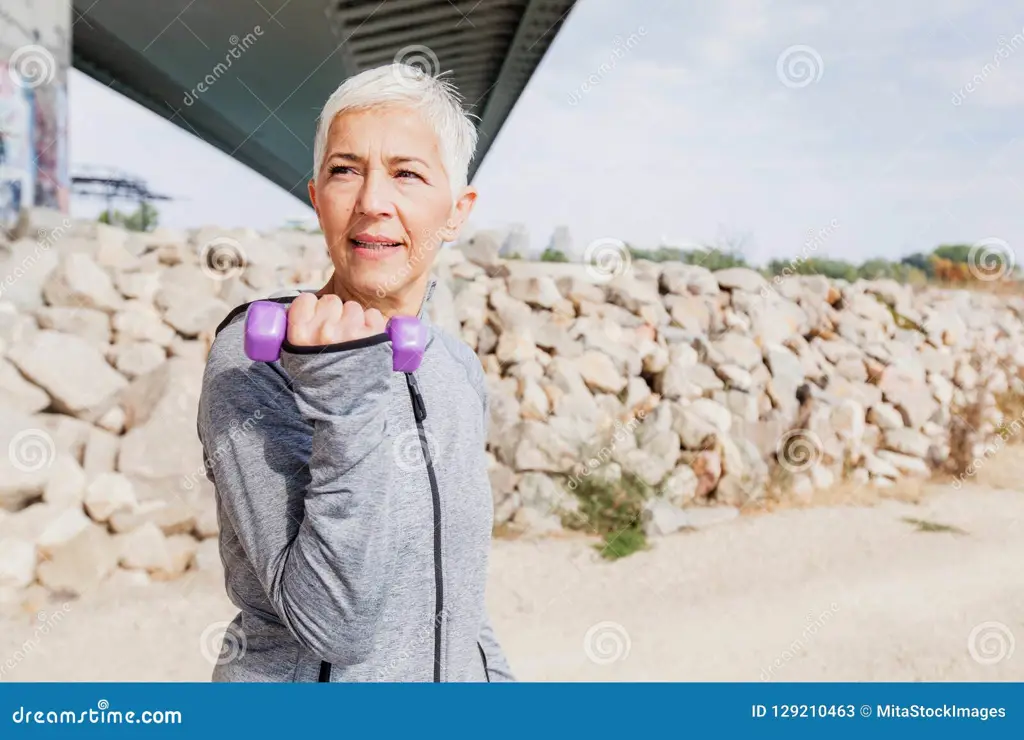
xmin=565 ymin=470 xmax=652 ymax=560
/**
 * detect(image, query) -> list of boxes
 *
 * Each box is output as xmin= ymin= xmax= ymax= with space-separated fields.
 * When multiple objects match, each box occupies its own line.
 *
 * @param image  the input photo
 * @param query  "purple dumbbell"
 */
xmin=244 ymin=300 xmax=427 ymax=372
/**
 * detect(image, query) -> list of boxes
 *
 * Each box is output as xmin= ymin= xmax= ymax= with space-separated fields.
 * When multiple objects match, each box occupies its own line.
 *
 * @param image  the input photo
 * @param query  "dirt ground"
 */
xmin=1 ymin=476 xmax=1021 ymax=682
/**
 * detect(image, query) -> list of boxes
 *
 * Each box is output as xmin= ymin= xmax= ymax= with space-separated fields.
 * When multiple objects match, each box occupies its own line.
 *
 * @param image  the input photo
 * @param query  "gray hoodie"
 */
xmin=196 ymin=280 xmax=514 ymax=682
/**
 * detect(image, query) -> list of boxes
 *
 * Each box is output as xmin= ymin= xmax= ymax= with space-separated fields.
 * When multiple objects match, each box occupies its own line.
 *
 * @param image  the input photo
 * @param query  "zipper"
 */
xmin=406 ymin=372 xmax=444 ymax=682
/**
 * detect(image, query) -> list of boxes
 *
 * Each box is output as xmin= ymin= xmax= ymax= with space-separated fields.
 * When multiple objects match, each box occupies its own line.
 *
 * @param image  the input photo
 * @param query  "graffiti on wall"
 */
xmin=1 ymin=1 xmax=70 ymax=225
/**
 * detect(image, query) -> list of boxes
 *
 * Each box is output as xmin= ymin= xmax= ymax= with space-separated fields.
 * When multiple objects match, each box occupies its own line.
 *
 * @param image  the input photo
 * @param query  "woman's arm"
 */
xmin=198 ymin=334 xmax=396 ymax=667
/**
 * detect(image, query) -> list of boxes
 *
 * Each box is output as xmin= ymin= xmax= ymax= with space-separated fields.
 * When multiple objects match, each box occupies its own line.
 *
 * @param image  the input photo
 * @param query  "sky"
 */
xmin=69 ymin=0 xmax=1024 ymax=266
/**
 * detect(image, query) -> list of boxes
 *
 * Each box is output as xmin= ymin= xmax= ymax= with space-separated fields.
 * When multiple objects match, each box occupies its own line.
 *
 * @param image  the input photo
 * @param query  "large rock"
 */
xmin=112 ymin=300 xmax=177 ymax=346
xmin=507 ymin=276 xmax=561 ymax=309
xmin=111 ymin=341 xmax=167 ymax=379
xmin=35 ymin=306 xmax=111 ymax=346
xmin=578 ymin=350 xmax=627 ymax=394
xmin=42 ymin=455 xmax=87 ymax=506
xmin=84 ymin=472 xmax=137 ymax=522
xmin=37 ymin=519 xmax=118 ymax=596
xmin=0 ymin=238 xmax=61 ymax=310
xmin=881 ymin=427 xmax=931 ymax=458
xmin=642 ymin=498 xmax=691 ymax=537
xmin=0 ymin=538 xmax=36 ymax=589
xmin=661 ymin=465 xmax=699 ymax=506
xmin=8 ymin=330 xmax=127 ymax=418
xmin=711 ymin=333 xmax=762 ymax=370
xmin=117 ymin=522 xmax=197 ymax=578
xmin=0 ymin=409 xmax=57 ymax=510
xmin=0 ymin=358 xmax=50 ymax=413
xmin=119 ymin=358 xmax=205 ymax=501
xmin=515 ymin=472 xmax=573 ymax=514
xmin=714 ymin=267 xmax=768 ymax=293
xmin=42 ymin=252 xmax=124 ymax=313
xmin=496 ymin=421 xmax=580 ymax=473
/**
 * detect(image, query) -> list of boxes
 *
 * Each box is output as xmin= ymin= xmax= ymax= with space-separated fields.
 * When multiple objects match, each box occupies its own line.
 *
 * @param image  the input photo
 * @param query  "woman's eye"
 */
xmin=396 ymin=169 xmax=423 ymax=180
xmin=329 ymin=165 xmax=355 ymax=176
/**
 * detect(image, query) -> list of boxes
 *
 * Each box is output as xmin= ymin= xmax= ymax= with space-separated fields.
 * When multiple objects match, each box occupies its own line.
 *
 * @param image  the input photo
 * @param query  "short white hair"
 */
xmin=312 ymin=64 xmax=479 ymax=196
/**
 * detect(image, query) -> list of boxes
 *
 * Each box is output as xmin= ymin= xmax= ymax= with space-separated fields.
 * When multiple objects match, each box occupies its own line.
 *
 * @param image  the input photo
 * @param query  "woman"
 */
xmin=197 ymin=64 xmax=514 ymax=682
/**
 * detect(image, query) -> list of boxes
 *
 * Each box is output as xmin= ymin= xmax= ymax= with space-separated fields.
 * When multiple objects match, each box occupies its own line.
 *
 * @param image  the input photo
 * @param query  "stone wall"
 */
xmin=1 ymin=210 xmax=1021 ymax=606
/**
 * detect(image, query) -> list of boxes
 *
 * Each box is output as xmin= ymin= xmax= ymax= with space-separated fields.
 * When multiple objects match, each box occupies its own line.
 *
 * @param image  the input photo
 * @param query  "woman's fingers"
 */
xmin=286 ymin=295 xmax=389 ymax=346
xmin=315 ymin=294 xmax=345 ymax=344
xmin=364 ymin=307 xmax=386 ymax=334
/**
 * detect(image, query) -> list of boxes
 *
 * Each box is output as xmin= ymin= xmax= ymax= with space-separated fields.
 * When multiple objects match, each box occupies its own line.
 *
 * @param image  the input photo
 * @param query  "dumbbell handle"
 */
xmin=243 ymin=300 xmax=426 ymax=372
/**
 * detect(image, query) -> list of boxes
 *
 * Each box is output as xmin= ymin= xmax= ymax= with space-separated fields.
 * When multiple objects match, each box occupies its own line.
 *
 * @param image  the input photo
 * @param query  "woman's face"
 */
xmin=309 ymin=105 xmax=475 ymax=310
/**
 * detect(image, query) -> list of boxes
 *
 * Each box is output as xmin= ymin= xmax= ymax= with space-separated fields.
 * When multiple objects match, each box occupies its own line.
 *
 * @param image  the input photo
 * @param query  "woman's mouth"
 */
xmin=349 ymin=238 xmax=404 ymax=260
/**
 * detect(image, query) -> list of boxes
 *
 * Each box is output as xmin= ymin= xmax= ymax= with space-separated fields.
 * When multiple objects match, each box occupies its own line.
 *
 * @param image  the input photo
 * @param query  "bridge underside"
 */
xmin=71 ymin=0 xmax=575 ymax=203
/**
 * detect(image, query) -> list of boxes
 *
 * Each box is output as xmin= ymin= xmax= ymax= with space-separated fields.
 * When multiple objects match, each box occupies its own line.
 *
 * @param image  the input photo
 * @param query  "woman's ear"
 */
xmin=308 ymin=179 xmax=322 ymax=223
xmin=442 ymin=186 xmax=477 ymax=241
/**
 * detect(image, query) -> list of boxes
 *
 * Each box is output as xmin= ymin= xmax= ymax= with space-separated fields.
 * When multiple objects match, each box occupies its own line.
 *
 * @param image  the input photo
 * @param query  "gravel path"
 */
xmin=1 ymin=483 xmax=1021 ymax=682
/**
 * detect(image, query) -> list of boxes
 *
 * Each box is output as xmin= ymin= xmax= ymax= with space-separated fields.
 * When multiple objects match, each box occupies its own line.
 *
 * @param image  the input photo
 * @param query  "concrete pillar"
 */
xmin=0 ymin=0 xmax=71 ymax=226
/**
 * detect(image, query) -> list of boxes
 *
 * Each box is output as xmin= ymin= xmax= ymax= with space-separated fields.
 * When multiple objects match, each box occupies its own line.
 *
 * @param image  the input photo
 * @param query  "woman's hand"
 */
xmin=287 ymin=293 xmax=387 ymax=346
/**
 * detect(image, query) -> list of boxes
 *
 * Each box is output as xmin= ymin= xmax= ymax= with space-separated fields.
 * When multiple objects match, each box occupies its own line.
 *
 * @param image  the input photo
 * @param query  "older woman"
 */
xmin=197 ymin=64 xmax=513 ymax=682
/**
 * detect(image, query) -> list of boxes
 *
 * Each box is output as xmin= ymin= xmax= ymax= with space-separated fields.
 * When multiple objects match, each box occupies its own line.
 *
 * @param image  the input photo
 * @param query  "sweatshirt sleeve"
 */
xmin=479 ymin=612 xmax=515 ymax=681
xmin=198 ymin=330 xmax=396 ymax=667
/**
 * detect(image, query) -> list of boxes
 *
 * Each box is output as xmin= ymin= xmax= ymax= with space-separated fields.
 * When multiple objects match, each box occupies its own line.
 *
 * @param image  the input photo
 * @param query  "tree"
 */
xmin=98 ymin=201 xmax=159 ymax=232
xmin=540 ymin=247 xmax=568 ymax=263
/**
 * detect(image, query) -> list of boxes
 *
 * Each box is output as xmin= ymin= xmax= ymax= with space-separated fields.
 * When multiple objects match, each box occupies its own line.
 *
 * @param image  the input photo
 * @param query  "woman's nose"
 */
xmin=356 ymin=170 xmax=396 ymax=217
